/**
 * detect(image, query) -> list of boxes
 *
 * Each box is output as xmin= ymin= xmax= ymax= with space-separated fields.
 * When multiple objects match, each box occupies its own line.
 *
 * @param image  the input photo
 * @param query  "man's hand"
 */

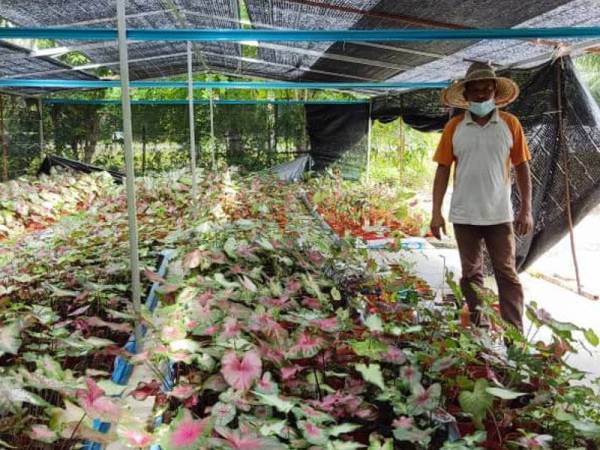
xmin=430 ymin=213 xmax=447 ymax=240
xmin=514 ymin=209 xmax=534 ymax=235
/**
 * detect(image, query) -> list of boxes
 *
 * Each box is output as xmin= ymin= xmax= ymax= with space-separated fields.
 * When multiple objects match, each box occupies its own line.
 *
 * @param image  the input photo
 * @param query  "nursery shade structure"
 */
xmin=2 ymin=2 xmax=600 ymax=343
xmin=0 ymin=0 xmax=600 ymax=86
xmin=0 ymin=41 xmax=98 ymax=96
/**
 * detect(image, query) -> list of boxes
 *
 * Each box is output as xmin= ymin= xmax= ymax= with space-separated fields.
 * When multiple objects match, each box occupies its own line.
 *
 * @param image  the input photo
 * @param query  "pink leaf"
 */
xmin=143 ymin=268 xmax=165 ymax=283
xmin=77 ymin=378 xmax=122 ymax=422
xmin=256 ymin=372 xmax=277 ymax=395
xmin=301 ymin=297 xmax=321 ymax=309
xmin=310 ymin=317 xmax=338 ymax=332
xmin=169 ymin=410 xmax=209 ymax=449
xmin=172 ymin=384 xmax=196 ymax=400
xmin=29 ymin=424 xmax=57 ymax=443
xmin=393 ymin=416 xmax=414 ymax=429
xmin=183 ymin=249 xmax=203 ymax=269
xmin=280 ymin=365 xmax=304 ymax=381
xmin=285 ymin=279 xmax=301 ymax=294
xmin=197 ymin=290 xmax=214 ymax=306
xmin=161 ymin=325 xmax=186 ymax=341
xmin=201 ymin=324 xmax=220 ymax=336
xmin=215 ymin=427 xmax=283 ymax=450
xmin=381 ymin=346 xmax=407 ymax=364
xmin=289 ymin=332 xmax=323 ymax=357
xmin=221 ymin=350 xmax=262 ymax=391
xmin=249 ymin=313 xmax=286 ymax=340
xmin=124 ymin=429 xmax=153 ymax=448
xmin=221 ymin=317 xmax=242 ymax=339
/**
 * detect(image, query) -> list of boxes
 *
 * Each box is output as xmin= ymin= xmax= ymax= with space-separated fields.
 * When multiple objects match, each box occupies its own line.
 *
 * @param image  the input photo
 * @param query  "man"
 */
xmin=430 ymin=62 xmax=533 ymax=332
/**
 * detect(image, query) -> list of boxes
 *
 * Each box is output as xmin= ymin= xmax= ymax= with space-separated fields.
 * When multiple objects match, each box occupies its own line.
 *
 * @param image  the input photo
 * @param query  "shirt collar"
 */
xmin=465 ymin=108 xmax=499 ymax=125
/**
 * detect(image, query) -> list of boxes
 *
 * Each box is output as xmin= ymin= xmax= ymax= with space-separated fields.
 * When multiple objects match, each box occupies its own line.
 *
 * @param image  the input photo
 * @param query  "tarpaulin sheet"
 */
xmin=38 ymin=154 xmax=124 ymax=183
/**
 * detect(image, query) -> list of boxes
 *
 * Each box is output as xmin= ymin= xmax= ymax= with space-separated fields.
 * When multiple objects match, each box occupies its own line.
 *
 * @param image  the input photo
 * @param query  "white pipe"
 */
xmin=366 ymin=99 xmax=372 ymax=184
xmin=187 ymin=41 xmax=198 ymax=216
xmin=117 ymin=0 xmax=143 ymax=351
xmin=38 ymin=98 xmax=44 ymax=155
xmin=209 ymin=88 xmax=215 ymax=170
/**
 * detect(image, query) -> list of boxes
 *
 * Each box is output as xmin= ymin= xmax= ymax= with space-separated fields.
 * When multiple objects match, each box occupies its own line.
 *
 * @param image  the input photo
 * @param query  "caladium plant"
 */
xmin=1 ymin=168 xmax=599 ymax=450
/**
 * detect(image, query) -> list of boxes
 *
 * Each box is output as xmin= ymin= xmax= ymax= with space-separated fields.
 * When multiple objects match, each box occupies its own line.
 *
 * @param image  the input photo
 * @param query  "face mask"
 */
xmin=469 ymin=98 xmax=496 ymax=117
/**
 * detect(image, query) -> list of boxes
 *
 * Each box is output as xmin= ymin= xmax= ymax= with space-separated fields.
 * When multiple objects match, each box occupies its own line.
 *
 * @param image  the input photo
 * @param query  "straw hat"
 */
xmin=441 ymin=61 xmax=519 ymax=109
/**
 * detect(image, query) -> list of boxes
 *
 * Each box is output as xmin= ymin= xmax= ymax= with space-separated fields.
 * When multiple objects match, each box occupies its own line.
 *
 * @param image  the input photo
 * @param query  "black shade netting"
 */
xmin=0 ymin=95 xmax=42 ymax=180
xmin=371 ymin=57 xmax=600 ymax=272
xmin=38 ymin=101 xmax=307 ymax=175
xmin=210 ymin=103 xmax=307 ymax=171
xmin=305 ymin=103 xmax=369 ymax=180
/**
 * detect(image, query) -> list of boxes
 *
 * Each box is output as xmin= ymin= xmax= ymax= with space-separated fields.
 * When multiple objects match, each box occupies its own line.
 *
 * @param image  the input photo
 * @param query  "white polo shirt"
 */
xmin=433 ymin=109 xmax=531 ymax=226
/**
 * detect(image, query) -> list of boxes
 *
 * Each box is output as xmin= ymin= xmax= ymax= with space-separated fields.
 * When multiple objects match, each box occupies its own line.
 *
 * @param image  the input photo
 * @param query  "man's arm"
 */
xmin=430 ymin=164 xmax=451 ymax=239
xmin=514 ymin=161 xmax=533 ymax=235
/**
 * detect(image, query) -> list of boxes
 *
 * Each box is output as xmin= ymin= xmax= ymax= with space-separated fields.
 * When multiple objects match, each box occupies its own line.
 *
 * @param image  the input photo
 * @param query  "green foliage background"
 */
xmin=4 ymin=53 xmax=599 ymax=187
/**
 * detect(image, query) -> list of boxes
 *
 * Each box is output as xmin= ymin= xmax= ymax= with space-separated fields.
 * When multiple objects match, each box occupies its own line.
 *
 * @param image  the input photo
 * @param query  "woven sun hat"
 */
xmin=441 ymin=61 xmax=520 ymax=109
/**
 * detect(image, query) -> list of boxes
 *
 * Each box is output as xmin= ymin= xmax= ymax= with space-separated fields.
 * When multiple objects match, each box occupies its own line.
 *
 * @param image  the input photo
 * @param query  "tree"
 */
xmin=575 ymin=54 xmax=600 ymax=103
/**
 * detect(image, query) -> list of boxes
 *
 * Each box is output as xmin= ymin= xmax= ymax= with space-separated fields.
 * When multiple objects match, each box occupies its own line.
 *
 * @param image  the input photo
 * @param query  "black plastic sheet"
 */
xmin=38 ymin=154 xmax=124 ymax=183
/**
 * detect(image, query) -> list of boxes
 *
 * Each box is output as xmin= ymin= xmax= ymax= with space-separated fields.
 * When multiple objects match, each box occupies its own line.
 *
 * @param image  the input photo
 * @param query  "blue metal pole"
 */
xmin=1 ymin=26 xmax=600 ymax=42
xmin=42 ymin=99 xmax=371 ymax=105
xmin=0 ymin=79 xmax=449 ymax=89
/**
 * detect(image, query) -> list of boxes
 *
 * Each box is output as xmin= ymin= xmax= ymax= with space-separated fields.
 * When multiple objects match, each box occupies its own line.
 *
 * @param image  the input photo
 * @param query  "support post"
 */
xmin=209 ymin=88 xmax=215 ymax=170
xmin=186 ymin=41 xmax=198 ymax=215
xmin=117 ymin=0 xmax=143 ymax=351
xmin=0 ymin=95 xmax=7 ymax=181
xmin=141 ymin=123 xmax=146 ymax=175
xmin=397 ymin=116 xmax=405 ymax=183
xmin=556 ymin=58 xmax=582 ymax=295
xmin=38 ymin=98 xmax=44 ymax=156
xmin=365 ymin=99 xmax=373 ymax=183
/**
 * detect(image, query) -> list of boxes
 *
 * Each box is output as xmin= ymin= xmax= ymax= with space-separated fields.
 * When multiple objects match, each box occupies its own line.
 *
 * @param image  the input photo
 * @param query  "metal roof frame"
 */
xmin=0 ymin=79 xmax=449 ymax=89
xmin=3 ymin=26 xmax=600 ymax=42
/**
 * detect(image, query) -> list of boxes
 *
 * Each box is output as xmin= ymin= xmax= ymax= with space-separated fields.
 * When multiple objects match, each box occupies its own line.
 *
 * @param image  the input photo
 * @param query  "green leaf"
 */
xmin=298 ymin=420 xmax=328 ymax=446
xmin=458 ymin=379 xmax=493 ymax=429
xmin=0 ymin=381 xmax=48 ymax=414
xmin=253 ymin=392 xmax=295 ymax=413
xmin=211 ymin=401 xmax=236 ymax=426
xmin=0 ymin=438 xmax=17 ymax=448
xmin=329 ymin=423 xmax=361 ymax=437
xmin=327 ymin=440 xmax=367 ymax=450
xmin=330 ymin=287 xmax=341 ymax=301
xmin=82 ymin=337 xmax=115 ymax=348
xmin=223 ymin=237 xmax=238 ymax=259
xmin=569 ymin=420 xmax=600 ymax=438
xmin=485 ymin=387 xmax=528 ymax=400
xmin=259 ymin=419 xmax=287 ymax=437
xmin=355 ymin=363 xmax=386 ymax=390
xmin=368 ymin=436 xmax=393 ymax=450
xmin=214 ymin=273 xmax=240 ymax=289
xmin=0 ymin=321 xmax=22 ymax=357
xmin=169 ymin=339 xmax=200 ymax=353
xmin=96 ymin=380 xmax=127 ymax=397
xmin=350 ymin=338 xmax=388 ymax=359
xmin=256 ymin=238 xmax=275 ymax=251
xmin=364 ymin=314 xmax=383 ymax=332
xmin=584 ymin=328 xmax=599 ymax=347
xmin=47 ymin=285 xmax=80 ymax=297
xmin=430 ymin=356 xmax=457 ymax=372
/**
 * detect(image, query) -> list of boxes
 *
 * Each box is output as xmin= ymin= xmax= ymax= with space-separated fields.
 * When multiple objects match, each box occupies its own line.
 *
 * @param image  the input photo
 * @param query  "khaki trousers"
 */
xmin=453 ymin=222 xmax=524 ymax=332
